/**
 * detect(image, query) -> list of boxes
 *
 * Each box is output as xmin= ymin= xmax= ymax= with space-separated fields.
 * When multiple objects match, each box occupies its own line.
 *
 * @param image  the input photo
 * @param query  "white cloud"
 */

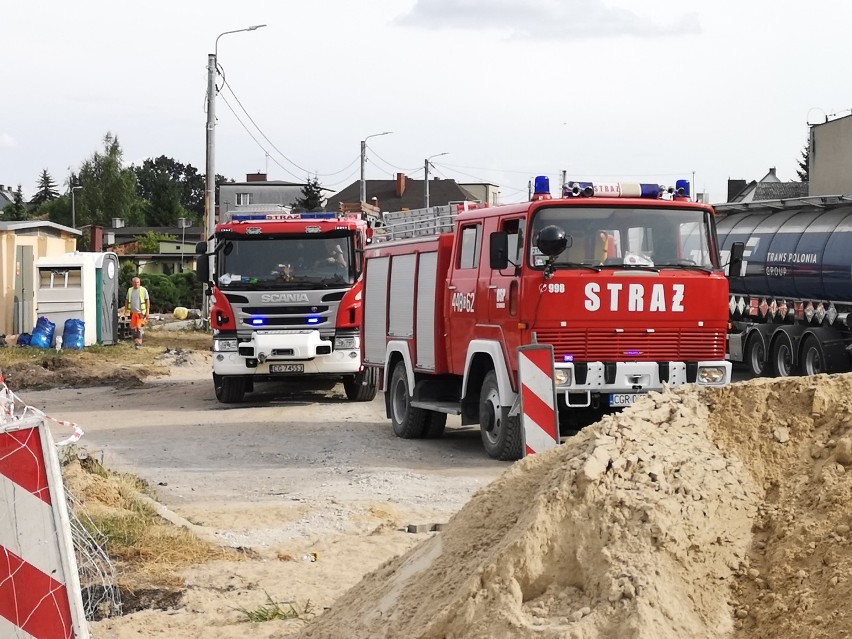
xmin=396 ymin=0 xmax=700 ymax=40
xmin=0 ymin=133 xmax=17 ymax=149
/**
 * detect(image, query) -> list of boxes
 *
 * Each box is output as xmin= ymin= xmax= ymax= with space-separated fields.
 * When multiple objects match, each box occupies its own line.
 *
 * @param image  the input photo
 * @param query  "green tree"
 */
xmin=119 ymin=260 xmax=138 ymax=297
xmin=796 ymin=140 xmax=810 ymax=182
xmin=170 ymin=271 xmax=202 ymax=308
xmin=133 ymin=156 xmax=206 ymax=224
xmin=3 ymin=185 xmax=29 ymax=221
xmin=294 ymin=176 xmax=324 ymax=211
xmin=76 ymin=132 xmax=141 ymax=228
xmin=139 ymin=274 xmax=179 ymax=312
xmin=30 ymin=169 xmax=60 ymax=208
xmin=41 ymin=196 xmax=73 ymax=226
xmin=134 ymin=231 xmax=177 ymax=253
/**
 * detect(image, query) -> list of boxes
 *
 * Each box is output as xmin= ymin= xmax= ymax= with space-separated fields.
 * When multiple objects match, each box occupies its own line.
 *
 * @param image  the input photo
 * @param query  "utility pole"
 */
xmin=360 ymin=131 xmax=392 ymax=204
xmin=71 ymin=186 xmax=82 ymax=229
xmin=424 ymin=152 xmax=448 ymax=208
xmin=204 ymin=24 xmax=266 ymax=319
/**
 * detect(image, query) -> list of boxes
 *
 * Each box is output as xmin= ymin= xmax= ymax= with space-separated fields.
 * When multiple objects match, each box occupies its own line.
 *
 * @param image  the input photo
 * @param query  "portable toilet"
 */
xmin=34 ymin=252 xmax=120 ymax=345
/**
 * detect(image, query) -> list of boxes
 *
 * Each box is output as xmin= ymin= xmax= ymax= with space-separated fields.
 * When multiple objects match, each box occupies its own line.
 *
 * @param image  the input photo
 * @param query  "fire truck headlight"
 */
xmin=334 ymin=336 xmax=359 ymax=350
xmin=213 ymin=339 xmax=238 ymax=352
xmin=697 ymin=366 xmax=726 ymax=384
xmin=554 ymin=369 xmax=572 ymax=386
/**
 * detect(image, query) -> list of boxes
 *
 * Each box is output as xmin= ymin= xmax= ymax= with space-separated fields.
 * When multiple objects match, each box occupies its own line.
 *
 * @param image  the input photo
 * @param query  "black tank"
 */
xmin=716 ymin=204 xmax=852 ymax=303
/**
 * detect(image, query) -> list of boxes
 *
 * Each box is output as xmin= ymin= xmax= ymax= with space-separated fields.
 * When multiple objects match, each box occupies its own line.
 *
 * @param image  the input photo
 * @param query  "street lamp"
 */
xmin=424 ymin=152 xmax=448 ymax=208
xmin=70 ymin=186 xmax=82 ymax=228
xmin=205 ymin=24 xmax=267 ymax=315
xmin=360 ymin=131 xmax=392 ymax=204
xmin=178 ymin=217 xmax=191 ymax=270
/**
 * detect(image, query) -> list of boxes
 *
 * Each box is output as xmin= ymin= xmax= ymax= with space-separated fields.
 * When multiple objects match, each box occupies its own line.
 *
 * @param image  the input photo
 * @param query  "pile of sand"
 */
xmin=297 ymin=374 xmax=852 ymax=639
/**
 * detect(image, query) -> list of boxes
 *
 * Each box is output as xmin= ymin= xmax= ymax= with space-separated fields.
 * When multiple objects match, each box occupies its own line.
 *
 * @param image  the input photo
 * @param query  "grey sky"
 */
xmin=1 ymin=0 xmax=849 ymax=205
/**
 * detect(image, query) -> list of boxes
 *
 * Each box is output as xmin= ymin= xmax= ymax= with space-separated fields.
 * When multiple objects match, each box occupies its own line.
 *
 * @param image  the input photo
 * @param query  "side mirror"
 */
xmin=490 ymin=232 xmax=509 ymax=270
xmin=195 ymin=254 xmax=210 ymax=284
xmin=728 ymin=241 xmax=745 ymax=276
xmin=195 ymin=241 xmax=207 ymax=255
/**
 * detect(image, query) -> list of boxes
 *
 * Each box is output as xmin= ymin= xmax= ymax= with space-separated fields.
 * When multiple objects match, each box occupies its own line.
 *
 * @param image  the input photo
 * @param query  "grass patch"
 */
xmin=66 ymin=453 xmax=243 ymax=589
xmin=236 ymin=592 xmax=315 ymax=623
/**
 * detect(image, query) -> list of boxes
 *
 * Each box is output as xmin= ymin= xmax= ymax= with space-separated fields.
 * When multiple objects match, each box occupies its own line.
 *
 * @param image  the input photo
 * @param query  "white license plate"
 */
xmin=270 ymin=364 xmax=304 ymax=373
xmin=609 ymin=393 xmax=639 ymax=407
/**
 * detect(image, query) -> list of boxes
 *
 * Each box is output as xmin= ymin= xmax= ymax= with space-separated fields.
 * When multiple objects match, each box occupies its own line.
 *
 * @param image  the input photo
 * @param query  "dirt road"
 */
xmin=23 ymin=354 xmax=508 ymax=637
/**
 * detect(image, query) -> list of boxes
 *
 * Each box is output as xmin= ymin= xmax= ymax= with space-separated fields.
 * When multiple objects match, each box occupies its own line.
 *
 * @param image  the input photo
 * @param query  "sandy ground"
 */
xmin=23 ymin=350 xmax=508 ymax=638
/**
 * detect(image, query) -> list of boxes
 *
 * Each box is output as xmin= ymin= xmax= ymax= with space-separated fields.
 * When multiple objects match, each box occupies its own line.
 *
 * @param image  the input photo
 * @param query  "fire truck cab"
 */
xmin=197 ymin=209 xmax=379 ymax=404
xmin=362 ymin=179 xmax=732 ymax=460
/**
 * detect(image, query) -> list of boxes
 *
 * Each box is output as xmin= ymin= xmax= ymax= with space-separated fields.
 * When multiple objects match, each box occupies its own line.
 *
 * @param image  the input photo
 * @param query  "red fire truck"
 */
xmin=196 ymin=209 xmax=378 ymax=404
xmin=361 ymin=178 xmax=734 ymax=460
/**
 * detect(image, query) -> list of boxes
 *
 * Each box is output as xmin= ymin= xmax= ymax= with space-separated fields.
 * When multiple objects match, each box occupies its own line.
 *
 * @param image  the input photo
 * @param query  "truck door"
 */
xmin=446 ymin=222 xmax=482 ymax=375
xmin=488 ymin=216 xmax=525 ymax=377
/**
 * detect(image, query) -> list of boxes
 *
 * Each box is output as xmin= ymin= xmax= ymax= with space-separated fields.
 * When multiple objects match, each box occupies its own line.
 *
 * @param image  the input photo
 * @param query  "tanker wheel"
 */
xmin=344 ymin=367 xmax=379 ymax=402
xmin=770 ymin=338 xmax=796 ymax=377
xmin=745 ymin=333 xmax=767 ymax=377
xmin=479 ymin=371 xmax=523 ymax=461
xmin=214 ymin=373 xmax=246 ymax=404
xmin=389 ymin=362 xmax=428 ymax=438
xmin=800 ymin=335 xmax=826 ymax=376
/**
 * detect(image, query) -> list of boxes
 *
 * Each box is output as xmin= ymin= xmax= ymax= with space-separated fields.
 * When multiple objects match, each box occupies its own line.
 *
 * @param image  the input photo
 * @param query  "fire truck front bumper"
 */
xmin=552 ymin=360 xmax=731 ymax=408
xmin=212 ymin=329 xmax=361 ymax=376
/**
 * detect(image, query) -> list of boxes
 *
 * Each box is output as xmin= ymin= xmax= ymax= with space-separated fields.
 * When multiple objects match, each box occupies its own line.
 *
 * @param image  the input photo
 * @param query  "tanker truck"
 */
xmin=715 ymin=195 xmax=852 ymax=377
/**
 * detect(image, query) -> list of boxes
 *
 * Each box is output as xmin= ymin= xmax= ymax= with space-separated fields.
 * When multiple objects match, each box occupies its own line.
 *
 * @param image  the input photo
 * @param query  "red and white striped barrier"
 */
xmin=1 ymin=417 xmax=90 ymax=639
xmin=517 ymin=345 xmax=559 ymax=457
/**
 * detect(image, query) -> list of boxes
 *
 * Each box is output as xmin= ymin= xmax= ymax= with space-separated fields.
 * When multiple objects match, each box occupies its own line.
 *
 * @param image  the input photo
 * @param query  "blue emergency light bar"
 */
xmin=230 ymin=212 xmax=337 ymax=222
xmin=560 ymin=179 xmax=691 ymax=200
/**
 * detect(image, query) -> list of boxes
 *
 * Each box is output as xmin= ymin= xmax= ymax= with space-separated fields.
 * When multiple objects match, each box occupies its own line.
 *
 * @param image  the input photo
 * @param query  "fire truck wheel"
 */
xmin=389 ymin=363 xmax=429 ymax=438
xmin=422 ymin=413 xmax=448 ymax=439
xmin=214 ymin=373 xmax=246 ymax=404
xmin=479 ymin=371 xmax=523 ymax=461
xmin=344 ymin=367 xmax=379 ymax=402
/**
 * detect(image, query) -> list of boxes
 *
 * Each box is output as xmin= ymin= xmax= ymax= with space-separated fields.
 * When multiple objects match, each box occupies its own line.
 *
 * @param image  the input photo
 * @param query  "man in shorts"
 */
xmin=125 ymin=277 xmax=151 ymax=349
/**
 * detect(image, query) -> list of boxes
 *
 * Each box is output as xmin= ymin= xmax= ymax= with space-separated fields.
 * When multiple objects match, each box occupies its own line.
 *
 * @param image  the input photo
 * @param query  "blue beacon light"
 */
xmin=306 ymin=317 xmax=320 ymax=325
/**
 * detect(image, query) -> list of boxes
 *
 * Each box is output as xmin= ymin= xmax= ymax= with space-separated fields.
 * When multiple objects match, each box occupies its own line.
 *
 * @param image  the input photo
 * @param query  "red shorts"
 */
xmin=130 ymin=313 xmax=147 ymax=329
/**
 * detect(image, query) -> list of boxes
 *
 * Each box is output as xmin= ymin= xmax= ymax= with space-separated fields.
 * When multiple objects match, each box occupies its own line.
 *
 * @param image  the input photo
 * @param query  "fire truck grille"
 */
xmin=535 ymin=329 xmax=726 ymax=362
xmin=242 ymin=305 xmax=329 ymax=314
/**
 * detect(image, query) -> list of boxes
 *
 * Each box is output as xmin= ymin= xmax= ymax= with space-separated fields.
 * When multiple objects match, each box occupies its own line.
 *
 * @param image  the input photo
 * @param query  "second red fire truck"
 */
xmin=361 ymin=178 xmax=736 ymax=460
xmin=197 ymin=208 xmax=379 ymax=404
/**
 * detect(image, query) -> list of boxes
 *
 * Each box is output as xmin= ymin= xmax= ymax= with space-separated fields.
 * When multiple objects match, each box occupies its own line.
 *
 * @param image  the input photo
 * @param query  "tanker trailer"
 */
xmin=715 ymin=196 xmax=852 ymax=377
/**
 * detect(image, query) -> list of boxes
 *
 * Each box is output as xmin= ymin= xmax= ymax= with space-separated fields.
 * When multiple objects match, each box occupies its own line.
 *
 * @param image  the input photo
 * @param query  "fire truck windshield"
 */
xmin=529 ymin=206 xmax=717 ymax=270
xmin=216 ymin=235 xmax=354 ymax=289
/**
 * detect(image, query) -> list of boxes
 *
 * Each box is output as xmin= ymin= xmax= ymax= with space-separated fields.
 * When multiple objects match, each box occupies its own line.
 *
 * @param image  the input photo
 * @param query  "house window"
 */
xmin=236 ymin=193 xmax=253 ymax=206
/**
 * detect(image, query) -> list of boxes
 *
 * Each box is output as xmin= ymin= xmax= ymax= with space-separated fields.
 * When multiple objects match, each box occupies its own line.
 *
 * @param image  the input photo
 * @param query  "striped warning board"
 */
xmin=0 ymin=418 xmax=90 ymax=639
xmin=517 ymin=345 xmax=559 ymax=457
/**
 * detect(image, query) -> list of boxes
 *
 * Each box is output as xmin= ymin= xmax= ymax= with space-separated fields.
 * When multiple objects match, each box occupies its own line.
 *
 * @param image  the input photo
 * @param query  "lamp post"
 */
xmin=360 ymin=131 xmax=392 ymax=204
xmin=424 ymin=152 xmax=448 ymax=208
xmin=178 ymin=217 xmax=190 ymax=271
xmin=205 ymin=24 xmax=266 ymax=316
xmin=70 ymin=186 xmax=82 ymax=228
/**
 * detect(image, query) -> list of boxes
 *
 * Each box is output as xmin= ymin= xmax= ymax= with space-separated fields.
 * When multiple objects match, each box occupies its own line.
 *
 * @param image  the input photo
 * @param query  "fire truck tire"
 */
xmin=422 ymin=413 xmax=448 ymax=439
xmin=389 ymin=363 xmax=429 ymax=438
xmin=344 ymin=367 xmax=379 ymax=402
xmin=214 ymin=373 xmax=246 ymax=404
xmin=479 ymin=371 xmax=523 ymax=461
